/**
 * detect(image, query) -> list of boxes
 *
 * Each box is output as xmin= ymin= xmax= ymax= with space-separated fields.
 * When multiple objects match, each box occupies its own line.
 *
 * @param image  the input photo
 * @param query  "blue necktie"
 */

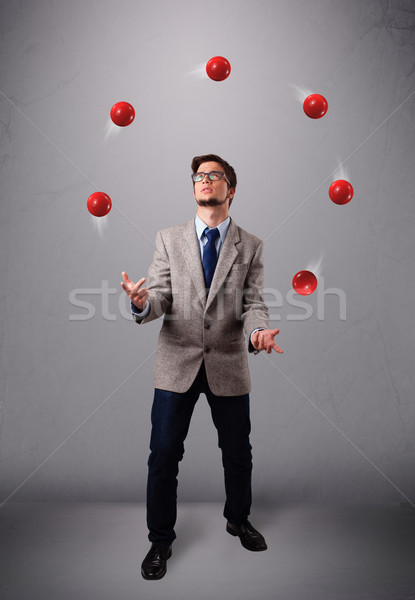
xmin=202 ymin=227 xmax=220 ymax=289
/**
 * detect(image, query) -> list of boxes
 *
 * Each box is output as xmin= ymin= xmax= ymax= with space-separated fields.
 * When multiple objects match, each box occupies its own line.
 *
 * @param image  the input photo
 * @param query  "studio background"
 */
xmin=1 ymin=0 xmax=414 ymax=506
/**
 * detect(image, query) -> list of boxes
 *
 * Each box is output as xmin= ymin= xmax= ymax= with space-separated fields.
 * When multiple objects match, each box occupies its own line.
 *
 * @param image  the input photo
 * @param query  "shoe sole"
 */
xmin=141 ymin=548 xmax=172 ymax=580
xmin=226 ymin=524 xmax=268 ymax=551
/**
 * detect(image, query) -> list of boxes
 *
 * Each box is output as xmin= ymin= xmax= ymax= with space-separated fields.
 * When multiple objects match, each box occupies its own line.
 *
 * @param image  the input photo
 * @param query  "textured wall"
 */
xmin=0 ymin=0 xmax=414 ymax=504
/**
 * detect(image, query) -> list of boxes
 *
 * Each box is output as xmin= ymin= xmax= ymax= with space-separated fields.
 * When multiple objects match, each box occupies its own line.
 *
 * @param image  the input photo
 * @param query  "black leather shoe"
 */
xmin=226 ymin=520 xmax=268 ymax=551
xmin=141 ymin=543 xmax=172 ymax=580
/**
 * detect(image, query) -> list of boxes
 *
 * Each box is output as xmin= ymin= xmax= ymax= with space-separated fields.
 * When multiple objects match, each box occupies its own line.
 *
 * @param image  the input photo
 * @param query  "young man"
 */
xmin=121 ymin=154 xmax=283 ymax=580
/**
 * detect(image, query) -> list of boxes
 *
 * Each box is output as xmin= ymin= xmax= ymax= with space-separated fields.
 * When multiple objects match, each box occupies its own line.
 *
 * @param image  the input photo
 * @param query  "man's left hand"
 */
xmin=252 ymin=328 xmax=284 ymax=354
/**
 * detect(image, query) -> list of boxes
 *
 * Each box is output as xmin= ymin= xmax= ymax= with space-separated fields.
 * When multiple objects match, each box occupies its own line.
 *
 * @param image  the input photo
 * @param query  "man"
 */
xmin=121 ymin=154 xmax=283 ymax=580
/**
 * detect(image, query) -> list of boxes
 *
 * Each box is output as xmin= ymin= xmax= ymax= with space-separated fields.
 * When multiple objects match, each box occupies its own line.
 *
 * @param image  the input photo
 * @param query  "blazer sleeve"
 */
xmin=132 ymin=230 xmax=172 ymax=325
xmin=241 ymin=240 xmax=270 ymax=353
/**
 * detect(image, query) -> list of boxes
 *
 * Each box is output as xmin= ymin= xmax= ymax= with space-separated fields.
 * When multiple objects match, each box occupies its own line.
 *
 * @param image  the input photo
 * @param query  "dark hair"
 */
xmin=191 ymin=154 xmax=237 ymax=208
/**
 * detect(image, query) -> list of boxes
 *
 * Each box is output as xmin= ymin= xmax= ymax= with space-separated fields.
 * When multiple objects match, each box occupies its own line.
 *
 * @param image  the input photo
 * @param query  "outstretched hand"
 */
xmin=252 ymin=328 xmax=284 ymax=354
xmin=120 ymin=271 xmax=149 ymax=311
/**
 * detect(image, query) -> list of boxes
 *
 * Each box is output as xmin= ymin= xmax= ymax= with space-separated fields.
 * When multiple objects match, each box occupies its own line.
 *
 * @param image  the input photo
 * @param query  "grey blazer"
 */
xmin=133 ymin=216 xmax=270 ymax=396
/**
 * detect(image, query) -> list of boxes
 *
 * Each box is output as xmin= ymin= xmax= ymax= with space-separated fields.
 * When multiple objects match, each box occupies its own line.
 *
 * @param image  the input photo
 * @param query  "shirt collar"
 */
xmin=195 ymin=214 xmax=231 ymax=244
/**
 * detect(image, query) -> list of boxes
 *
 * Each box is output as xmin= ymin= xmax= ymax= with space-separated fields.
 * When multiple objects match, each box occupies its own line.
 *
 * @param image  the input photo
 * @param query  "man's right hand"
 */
xmin=121 ymin=271 xmax=149 ymax=311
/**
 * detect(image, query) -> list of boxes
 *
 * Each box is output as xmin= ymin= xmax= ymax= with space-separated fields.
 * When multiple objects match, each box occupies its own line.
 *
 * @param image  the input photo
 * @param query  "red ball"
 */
xmin=292 ymin=270 xmax=317 ymax=295
xmin=110 ymin=101 xmax=135 ymax=127
xmin=206 ymin=56 xmax=231 ymax=81
xmin=329 ymin=180 xmax=353 ymax=205
xmin=303 ymin=94 xmax=328 ymax=119
xmin=87 ymin=192 xmax=112 ymax=217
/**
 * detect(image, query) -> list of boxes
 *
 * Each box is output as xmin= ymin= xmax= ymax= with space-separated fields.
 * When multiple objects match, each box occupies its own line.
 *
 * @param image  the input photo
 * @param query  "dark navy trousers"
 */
xmin=146 ymin=360 xmax=252 ymax=545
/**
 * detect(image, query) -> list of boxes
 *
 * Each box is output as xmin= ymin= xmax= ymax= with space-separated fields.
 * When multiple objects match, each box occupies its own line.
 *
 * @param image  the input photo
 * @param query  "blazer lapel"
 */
xmin=182 ymin=217 xmax=209 ymax=308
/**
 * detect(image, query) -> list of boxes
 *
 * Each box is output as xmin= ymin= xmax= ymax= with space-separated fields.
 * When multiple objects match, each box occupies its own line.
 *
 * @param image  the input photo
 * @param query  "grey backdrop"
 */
xmin=1 ymin=0 xmax=414 ymax=505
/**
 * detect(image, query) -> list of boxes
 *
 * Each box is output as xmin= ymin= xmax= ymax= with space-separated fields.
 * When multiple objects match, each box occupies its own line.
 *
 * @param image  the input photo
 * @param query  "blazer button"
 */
xmin=204 ymin=323 xmax=210 ymax=329
xmin=204 ymin=346 xmax=210 ymax=353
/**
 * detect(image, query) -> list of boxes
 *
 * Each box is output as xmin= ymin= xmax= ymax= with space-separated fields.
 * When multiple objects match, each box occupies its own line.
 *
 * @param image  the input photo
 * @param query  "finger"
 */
xmin=121 ymin=281 xmax=134 ymax=294
xmin=133 ymin=291 xmax=147 ymax=304
xmin=132 ymin=278 xmax=146 ymax=294
xmin=273 ymin=344 xmax=284 ymax=354
xmin=135 ymin=291 xmax=149 ymax=308
xmin=272 ymin=328 xmax=280 ymax=335
xmin=121 ymin=271 xmax=132 ymax=284
xmin=135 ymin=277 xmax=146 ymax=288
xmin=132 ymin=287 xmax=147 ymax=301
xmin=252 ymin=332 xmax=260 ymax=348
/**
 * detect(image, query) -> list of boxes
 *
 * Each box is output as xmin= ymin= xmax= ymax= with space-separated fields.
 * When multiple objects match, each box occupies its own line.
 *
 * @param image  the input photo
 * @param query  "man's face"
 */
xmin=193 ymin=161 xmax=234 ymax=208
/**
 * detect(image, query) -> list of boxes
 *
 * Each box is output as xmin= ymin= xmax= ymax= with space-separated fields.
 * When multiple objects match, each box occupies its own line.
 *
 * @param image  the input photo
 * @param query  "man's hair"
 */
xmin=191 ymin=154 xmax=237 ymax=208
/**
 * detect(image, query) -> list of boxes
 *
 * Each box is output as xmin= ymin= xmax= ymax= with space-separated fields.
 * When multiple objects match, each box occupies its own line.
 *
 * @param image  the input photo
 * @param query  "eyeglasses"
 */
xmin=192 ymin=171 xmax=230 ymax=184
